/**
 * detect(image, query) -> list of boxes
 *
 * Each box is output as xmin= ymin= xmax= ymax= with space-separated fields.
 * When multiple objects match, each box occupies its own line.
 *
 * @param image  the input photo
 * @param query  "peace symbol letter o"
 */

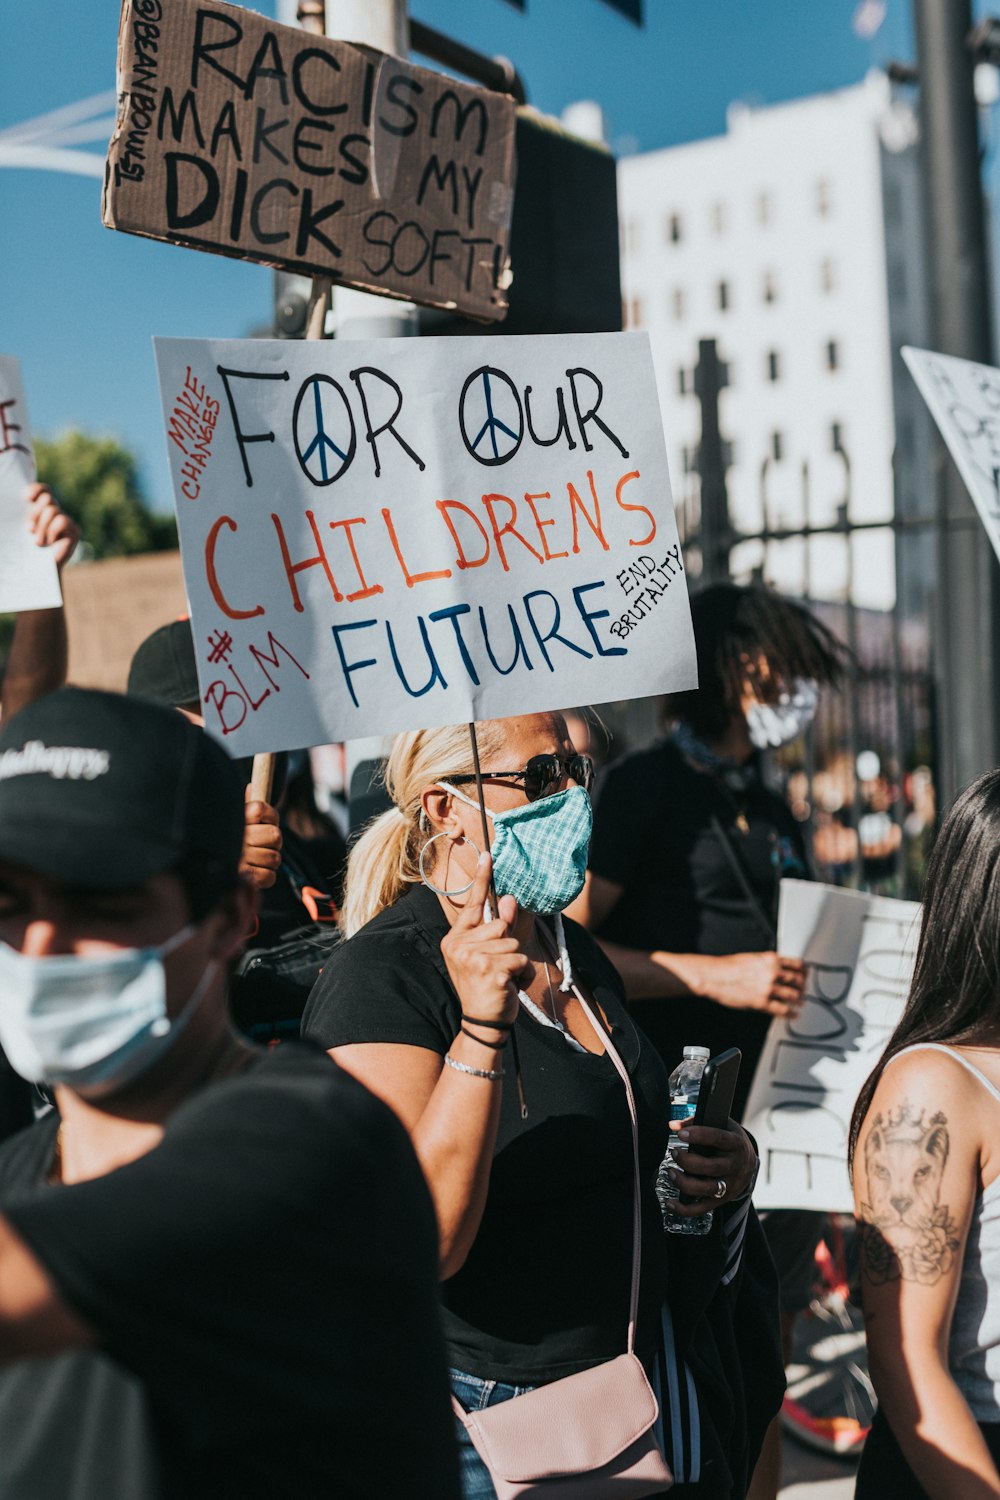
xmin=293 ymin=375 xmax=357 ymax=487
xmin=458 ymin=365 xmax=524 ymax=467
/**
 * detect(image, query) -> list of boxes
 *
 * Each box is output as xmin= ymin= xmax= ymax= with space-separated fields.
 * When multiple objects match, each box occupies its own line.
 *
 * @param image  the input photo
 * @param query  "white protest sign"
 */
xmin=903 ymin=345 xmax=1000 ymax=561
xmin=0 ymin=357 xmax=62 ymax=614
xmin=153 ymin=332 xmax=696 ymax=754
xmin=743 ymin=879 xmax=920 ymax=1213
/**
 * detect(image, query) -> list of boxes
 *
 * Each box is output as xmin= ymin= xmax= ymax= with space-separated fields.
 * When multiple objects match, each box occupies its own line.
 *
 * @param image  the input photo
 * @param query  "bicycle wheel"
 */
xmin=781 ymin=1215 xmax=875 ymax=1460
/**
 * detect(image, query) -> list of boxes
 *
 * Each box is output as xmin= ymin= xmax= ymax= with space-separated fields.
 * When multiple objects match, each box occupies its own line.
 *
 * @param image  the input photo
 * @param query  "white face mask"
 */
xmin=0 ymin=925 xmax=214 ymax=1099
xmin=745 ymin=678 xmax=819 ymax=750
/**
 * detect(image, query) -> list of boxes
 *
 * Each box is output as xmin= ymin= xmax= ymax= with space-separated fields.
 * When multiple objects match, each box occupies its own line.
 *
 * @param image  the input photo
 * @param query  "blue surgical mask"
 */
xmin=441 ymin=783 xmax=593 ymax=916
xmin=0 ymin=925 xmax=214 ymax=1099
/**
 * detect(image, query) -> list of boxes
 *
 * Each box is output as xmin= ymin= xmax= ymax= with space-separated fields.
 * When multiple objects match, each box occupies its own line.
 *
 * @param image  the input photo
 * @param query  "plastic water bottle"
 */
xmin=656 ymin=1045 xmax=712 ymax=1237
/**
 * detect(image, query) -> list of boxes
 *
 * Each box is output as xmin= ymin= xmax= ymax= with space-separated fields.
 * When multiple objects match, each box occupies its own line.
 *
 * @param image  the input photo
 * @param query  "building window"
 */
xmin=710 ymin=200 xmax=727 ymax=234
xmin=677 ymin=366 xmax=691 ymax=396
xmin=671 ymin=287 xmax=686 ymax=320
xmin=762 ymin=270 xmax=777 ymax=304
xmin=826 ymin=339 xmax=840 ymax=371
xmin=757 ymin=191 xmax=773 ymax=226
xmin=667 ymin=213 xmax=683 ymax=244
xmin=831 ymin=421 xmax=844 ymax=453
xmin=681 ymin=444 xmax=697 ymax=475
xmin=717 ymin=279 xmax=731 ymax=312
xmin=771 ymin=431 xmax=784 ymax=462
xmin=816 ymin=178 xmax=832 ymax=216
xmin=821 ymin=258 xmax=837 ymax=294
xmin=766 ymin=349 xmax=781 ymax=382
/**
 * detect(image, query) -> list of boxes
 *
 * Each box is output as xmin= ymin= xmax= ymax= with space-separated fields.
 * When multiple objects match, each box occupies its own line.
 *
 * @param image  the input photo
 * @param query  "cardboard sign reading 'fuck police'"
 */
xmin=153 ymin=331 xmax=696 ymax=754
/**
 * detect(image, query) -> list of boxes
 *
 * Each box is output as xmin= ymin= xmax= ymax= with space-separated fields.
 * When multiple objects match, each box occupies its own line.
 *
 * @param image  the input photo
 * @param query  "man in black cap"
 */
xmin=0 ymin=687 xmax=460 ymax=1500
xmin=0 ymin=483 xmax=81 ymax=1145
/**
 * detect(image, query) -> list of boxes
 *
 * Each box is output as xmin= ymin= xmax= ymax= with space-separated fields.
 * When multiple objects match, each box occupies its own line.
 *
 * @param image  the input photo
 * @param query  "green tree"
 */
xmin=34 ymin=430 xmax=177 ymax=558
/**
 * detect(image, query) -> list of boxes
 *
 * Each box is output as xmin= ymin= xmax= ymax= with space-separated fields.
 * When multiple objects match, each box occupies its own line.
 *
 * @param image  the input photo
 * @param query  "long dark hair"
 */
xmin=664 ymin=583 xmax=846 ymax=740
xmin=849 ymin=768 xmax=1000 ymax=1172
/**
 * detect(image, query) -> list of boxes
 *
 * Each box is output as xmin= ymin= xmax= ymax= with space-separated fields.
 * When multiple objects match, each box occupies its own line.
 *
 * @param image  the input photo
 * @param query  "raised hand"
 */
xmin=26 ymin=483 xmax=79 ymax=572
xmin=440 ymin=854 xmax=524 ymax=1028
xmin=240 ymin=788 xmax=282 ymax=892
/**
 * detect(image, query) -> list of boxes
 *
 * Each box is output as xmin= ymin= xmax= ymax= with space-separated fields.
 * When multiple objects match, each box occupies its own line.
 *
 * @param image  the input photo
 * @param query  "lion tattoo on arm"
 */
xmin=859 ymin=1101 xmax=962 ymax=1286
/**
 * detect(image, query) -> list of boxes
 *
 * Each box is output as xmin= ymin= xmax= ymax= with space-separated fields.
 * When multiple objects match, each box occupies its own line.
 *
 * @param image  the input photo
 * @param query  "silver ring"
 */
xmin=713 ymin=1177 xmax=728 ymax=1201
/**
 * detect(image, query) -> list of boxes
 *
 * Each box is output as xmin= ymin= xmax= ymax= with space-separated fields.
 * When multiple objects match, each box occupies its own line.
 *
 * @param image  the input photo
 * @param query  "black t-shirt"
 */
xmin=302 ymin=884 xmax=680 ymax=1386
xmin=0 ymin=1044 xmax=460 ymax=1500
xmin=589 ymin=739 xmax=808 ymax=1115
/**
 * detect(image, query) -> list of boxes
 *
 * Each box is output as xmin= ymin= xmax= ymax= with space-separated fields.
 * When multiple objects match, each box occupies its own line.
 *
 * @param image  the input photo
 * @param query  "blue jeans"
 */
xmin=450 ymin=1369 xmax=538 ymax=1500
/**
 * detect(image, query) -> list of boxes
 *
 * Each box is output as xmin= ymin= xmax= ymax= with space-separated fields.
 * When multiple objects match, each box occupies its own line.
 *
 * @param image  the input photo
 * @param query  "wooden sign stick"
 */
xmin=250 ymin=0 xmax=330 ymax=807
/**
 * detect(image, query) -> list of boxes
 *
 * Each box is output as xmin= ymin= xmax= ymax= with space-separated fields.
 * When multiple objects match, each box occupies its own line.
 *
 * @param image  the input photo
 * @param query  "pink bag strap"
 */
xmin=569 ymin=982 xmax=643 ymax=1357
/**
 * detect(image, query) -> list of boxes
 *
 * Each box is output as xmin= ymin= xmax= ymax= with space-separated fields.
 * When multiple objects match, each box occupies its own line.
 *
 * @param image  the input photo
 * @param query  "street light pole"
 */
xmin=913 ymin=0 xmax=1000 ymax=805
xmin=695 ymin=338 xmax=731 ymax=585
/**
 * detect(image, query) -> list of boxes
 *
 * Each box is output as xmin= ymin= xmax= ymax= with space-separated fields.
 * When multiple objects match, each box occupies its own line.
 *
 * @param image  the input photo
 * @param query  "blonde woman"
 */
xmin=302 ymin=711 xmax=780 ymax=1500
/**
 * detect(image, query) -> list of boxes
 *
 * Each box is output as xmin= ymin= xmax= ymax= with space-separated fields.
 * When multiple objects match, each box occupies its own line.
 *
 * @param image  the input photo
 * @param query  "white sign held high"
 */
xmin=154 ymin=332 xmax=697 ymax=755
xmin=743 ymin=879 xmax=920 ymax=1214
xmin=0 ymin=357 xmax=61 ymax=614
xmin=903 ymin=345 xmax=1000 ymax=562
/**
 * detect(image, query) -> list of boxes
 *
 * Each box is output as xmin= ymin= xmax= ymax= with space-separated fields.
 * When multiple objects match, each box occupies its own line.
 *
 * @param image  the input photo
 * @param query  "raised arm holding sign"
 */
xmin=0 ymin=358 xmax=63 ymax=617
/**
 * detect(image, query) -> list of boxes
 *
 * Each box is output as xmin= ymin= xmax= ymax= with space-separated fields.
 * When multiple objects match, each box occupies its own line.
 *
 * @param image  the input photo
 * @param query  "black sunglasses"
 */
xmin=444 ymin=752 xmax=594 ymax=803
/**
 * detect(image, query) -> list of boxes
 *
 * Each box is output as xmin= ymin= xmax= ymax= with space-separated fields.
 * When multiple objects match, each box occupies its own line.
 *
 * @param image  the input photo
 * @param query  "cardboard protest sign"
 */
xmin=903 ymin=345 xmax=1000 ymax=563
xmin=103 ymin=0 xmax=517 ymax=322
xmin=0 ymin=357 xmax=62 ymax=614
xmin=153 ymin=330 xmax=696 ymax=755
xmin=743 ymin=879 xmax=920 ymax=1214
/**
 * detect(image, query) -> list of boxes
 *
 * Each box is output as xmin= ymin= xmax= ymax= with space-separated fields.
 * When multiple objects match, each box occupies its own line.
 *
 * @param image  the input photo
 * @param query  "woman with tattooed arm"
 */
xmin=850 ymin=770 xmax=1000 ymax=1499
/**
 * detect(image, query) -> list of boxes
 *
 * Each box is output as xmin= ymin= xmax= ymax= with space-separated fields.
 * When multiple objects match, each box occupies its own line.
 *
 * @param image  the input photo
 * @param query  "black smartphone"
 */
xmin=679 ymin=1048 xmax=742 ymax=1205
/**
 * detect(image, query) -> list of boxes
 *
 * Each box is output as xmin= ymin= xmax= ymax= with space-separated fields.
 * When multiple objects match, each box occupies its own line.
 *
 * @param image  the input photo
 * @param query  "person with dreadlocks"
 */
xmin=567 ymin=580 xmax=847 ymax=1500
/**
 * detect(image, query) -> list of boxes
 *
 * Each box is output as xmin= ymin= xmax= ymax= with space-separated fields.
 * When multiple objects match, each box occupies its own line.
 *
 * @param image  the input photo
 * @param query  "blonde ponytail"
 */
xmin=339 ymin=720 xmax=506 ymax=937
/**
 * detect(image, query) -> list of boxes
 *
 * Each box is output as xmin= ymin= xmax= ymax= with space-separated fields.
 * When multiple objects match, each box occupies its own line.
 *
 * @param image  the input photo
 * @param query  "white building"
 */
xmin=617 ymin=71 xmax=933 ymax=612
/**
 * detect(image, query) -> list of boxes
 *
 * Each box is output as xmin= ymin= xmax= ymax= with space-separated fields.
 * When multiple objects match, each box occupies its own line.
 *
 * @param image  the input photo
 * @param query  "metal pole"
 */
xmin=249 ymin=0 xmax=333 ymax=805
xmin=913 ymin=0 xmax=1000 ymax=804
xmin=320 ymin=0 xmax=411 ymax=807
xmin=695 ymin=339 xmax=731 ymax=585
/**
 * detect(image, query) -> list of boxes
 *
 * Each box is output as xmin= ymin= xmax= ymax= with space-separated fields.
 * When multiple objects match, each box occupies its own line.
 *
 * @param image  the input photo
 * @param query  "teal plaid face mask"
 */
xmin=442 ymin=783 xmax=593 ymax=915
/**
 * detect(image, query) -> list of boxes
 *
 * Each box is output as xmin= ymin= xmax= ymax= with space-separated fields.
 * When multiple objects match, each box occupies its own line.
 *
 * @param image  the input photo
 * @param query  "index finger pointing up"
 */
xmin=453 ymin=852 xmax=498 ymax=930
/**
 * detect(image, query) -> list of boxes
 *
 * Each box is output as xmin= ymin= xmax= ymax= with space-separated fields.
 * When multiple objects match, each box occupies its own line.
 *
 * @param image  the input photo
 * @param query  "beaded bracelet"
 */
xmin=444 ymin=1053 xmax=504 ymax=1082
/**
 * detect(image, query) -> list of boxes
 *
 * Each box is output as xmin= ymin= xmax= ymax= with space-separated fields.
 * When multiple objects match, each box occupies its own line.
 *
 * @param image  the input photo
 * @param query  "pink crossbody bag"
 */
xmin=451 ymin=984 xmax=674 ymax=1497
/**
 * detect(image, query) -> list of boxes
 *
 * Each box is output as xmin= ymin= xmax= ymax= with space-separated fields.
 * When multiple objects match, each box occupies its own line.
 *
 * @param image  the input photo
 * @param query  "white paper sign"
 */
xmin=0 ymin=356 xmax=61 ymax=614
xmin=153 ymin=333 xmax=696 ymax=754
xmin=743 ymin=879 xmax=920 ymax=1213
xmin=903 ymin=344 xmax=1000 ymax=562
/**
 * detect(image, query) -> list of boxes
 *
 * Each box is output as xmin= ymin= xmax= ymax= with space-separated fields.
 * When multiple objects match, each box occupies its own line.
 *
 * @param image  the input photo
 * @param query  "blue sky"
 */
xmin=0 ymin=0 xmax=921 ymax=511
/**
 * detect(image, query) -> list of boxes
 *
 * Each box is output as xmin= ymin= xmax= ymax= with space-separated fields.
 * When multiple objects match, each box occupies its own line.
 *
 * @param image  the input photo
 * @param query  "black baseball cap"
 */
xmin=0 ymin=687 xmax=244 ymax=890
xmin=127 ymin=619 xmax=199 ymax=709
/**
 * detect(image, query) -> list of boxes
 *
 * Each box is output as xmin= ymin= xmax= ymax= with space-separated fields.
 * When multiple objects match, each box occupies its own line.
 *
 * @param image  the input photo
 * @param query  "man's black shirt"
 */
xmin=0 ymin=1044 xmax=460 ymax=1499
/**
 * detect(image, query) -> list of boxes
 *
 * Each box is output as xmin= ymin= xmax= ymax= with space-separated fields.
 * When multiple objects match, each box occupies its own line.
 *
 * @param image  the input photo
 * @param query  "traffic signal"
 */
xmin=418 ymin=109 xmax=622 ymax=338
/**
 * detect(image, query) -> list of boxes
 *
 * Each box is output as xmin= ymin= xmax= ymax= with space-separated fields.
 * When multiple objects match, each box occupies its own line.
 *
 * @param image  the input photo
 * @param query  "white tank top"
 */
xmin=886 ymin=1043 xmax=1000 ymax=1421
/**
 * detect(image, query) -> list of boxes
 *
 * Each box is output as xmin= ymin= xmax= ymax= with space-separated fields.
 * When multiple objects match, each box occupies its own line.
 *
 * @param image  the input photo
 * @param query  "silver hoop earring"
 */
xmin=419 ymin=831 xmax=481 ymax=897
